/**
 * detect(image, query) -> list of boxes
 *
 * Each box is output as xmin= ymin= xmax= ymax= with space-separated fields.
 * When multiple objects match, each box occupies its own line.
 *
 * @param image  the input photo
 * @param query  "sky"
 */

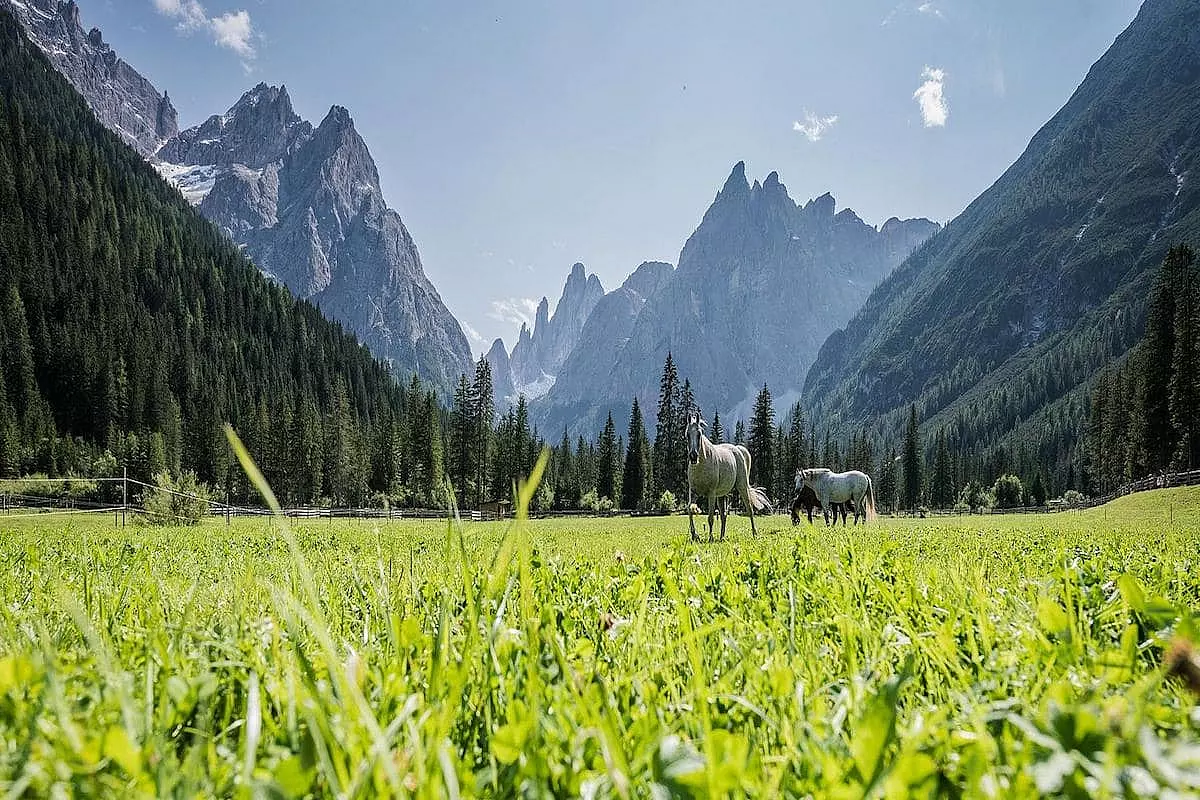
xmin=82 ymin=0 xmax=1143 ymax=353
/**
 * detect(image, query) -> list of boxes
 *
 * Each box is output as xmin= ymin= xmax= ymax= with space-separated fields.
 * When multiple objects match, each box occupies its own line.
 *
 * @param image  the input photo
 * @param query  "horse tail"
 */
xmin=748 ymin=486 xmax=773 ymax=514
xmin=865 ymin=476 xmax=877 ymax=521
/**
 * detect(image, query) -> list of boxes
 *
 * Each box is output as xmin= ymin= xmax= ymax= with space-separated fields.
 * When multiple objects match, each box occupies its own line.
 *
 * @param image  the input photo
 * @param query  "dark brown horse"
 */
xmin=790 ymin=486 xmax=856 ymax=526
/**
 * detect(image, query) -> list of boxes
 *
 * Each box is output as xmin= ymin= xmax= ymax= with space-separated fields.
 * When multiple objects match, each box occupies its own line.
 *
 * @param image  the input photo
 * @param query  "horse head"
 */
xmin=684 ymin=411 xmax=706 ymax=464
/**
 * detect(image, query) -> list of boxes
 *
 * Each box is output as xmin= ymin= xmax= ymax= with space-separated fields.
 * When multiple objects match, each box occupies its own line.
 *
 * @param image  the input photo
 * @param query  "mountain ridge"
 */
xmin=802 ymin=0 xmax=1200 ymax=481
xmin=534 ymin=163 xmax=939 ymax=435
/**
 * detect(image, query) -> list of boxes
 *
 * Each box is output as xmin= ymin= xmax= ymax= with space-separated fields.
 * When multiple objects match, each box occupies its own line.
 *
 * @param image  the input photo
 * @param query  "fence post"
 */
xmin=122 ymin=467 xmax=127 ymax=529
xmin=226 ymin=489 xmax=231 ymax=527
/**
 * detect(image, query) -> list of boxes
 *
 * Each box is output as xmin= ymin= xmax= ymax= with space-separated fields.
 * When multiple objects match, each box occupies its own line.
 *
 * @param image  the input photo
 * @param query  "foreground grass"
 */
xmin=0 ymin=494 xmax=1199 ymax=796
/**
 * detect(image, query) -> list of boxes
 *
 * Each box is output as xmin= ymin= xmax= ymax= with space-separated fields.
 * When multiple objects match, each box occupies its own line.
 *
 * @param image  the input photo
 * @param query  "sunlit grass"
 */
xmin=0 ymin=488 xmax=1199 ymax=796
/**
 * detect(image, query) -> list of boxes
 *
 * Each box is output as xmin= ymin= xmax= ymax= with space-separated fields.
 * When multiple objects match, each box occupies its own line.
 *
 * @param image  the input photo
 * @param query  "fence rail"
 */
xmin=4 ymin=467 xmax=1200 ymax=525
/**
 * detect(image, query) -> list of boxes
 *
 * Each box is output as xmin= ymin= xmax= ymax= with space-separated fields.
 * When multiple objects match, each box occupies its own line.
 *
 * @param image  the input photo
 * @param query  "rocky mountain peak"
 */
xmin=536 ymin=164 xmax=940 ymax=435
xmin=4 ymin=0 xmax=178 ymax=155
xmin=806 ymin=191 xmax=837 ymax=219
xmin=719 ymin=160 xmax=750 ymax=198
xmin=506 ymin=262 xmax=607 ymax=399
xmin=159 ymin=82 xmax=311 ymax=169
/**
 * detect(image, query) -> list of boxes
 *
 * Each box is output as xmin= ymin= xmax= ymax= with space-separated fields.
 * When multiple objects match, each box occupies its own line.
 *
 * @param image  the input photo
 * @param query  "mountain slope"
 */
xmin=537 ymin=164 xmax=938 ymax=434
xmin=0 ymin=6 xmax=424 ymax=505
xmin=504 ymin=263 xmax=605 ymax=400
xmin=6 ymin=0 xmax=475 ymax=397
xmin=803 ymin=0 xmax=1200 ymax=477
xmin=157 ymin=86 xmax=475 ymax=396
xmin=2 ymin=0 xmax=177 ymax=155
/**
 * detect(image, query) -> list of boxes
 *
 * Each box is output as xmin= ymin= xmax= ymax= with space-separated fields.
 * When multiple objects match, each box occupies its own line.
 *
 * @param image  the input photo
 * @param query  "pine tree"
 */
xmin=449 ymin=374 xmax=474 ymax=508
xmin=711 ymin=412 xmax=724 ymax=444
xmin=653 ymin=352 xmax=684 ymax=496
xmin=748 ymin=384 xmax=775 ymax=488
xmin=621 ymin=398 xmax=649 ymax=510
xmin=903 ymin=403 xmax=923 ymax=510
xmin=597 ymin=412 xmax=618 ymax=502
xmin=878 ymin=448 xmax=899 ymax=513
xmin=1169 ymin=245 xmax=1199 ymax=468
xmin=1138 ymin=246 xmax=1186 ymax=470
xmin=735 ymin=419 xmax=746 ymax=445
xmin=471 ymin=356 xmax=494 ymax=507
xmin=930 ymin=429 xmax=953 ymax=508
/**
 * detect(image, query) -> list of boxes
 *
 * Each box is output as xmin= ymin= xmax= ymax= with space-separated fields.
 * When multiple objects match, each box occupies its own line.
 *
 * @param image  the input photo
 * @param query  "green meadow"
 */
xmin=1 ymin=488 xmax=1199 ymax=797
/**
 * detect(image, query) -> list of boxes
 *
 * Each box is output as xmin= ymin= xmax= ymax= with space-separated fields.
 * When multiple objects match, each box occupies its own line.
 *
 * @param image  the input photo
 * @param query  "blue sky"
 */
xmin=85 ymin=0 xmax=1143 ymax=351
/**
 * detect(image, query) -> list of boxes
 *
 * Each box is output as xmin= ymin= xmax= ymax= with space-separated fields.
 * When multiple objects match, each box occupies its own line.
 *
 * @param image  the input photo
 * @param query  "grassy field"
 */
xmin=1 ymin=487 xmax=1200 ymax=797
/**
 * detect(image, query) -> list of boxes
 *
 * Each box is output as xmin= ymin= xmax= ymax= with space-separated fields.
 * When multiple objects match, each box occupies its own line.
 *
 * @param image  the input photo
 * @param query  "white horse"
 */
xmin=685 ymin=411 xmax=773 ymax=541
xmin=796 ymin=468 xmax=876 ymax=525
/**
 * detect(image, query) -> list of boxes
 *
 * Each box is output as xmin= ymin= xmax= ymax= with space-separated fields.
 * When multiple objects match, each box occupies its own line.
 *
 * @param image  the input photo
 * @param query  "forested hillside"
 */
xmin=802 ymin=0 xmax=1200 ymax=492
xmin=0 ymin=9 xmax=445 ymax=506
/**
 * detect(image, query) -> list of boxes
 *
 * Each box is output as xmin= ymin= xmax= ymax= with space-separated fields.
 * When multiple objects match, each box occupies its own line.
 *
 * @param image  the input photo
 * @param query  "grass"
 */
xmin=0 ymin=487 xmax=1199 ymax=797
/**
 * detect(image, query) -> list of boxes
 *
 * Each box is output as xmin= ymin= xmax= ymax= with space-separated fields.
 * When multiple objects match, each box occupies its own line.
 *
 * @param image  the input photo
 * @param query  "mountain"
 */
xmin=802 ymin=0 xmax=1200 ymax=481
xmin=485 ymin=338 xmax=516 ymax=405
xmin=0 ymin=6 xmax=434 ymax=505
xmin=535 ymin=164 xmax=938 ymax=435
xmin=156 ymin=85 xmax=474 ymax=396
xmin=2 ymin=0 xmax=177 ymax=156
xmin=504 ymin=263 xmax=605 ymax=400
xmin=5 ymin=1 xmax=474 ymax=396
xmin=532 ymin=261 xmax=674 ymax=429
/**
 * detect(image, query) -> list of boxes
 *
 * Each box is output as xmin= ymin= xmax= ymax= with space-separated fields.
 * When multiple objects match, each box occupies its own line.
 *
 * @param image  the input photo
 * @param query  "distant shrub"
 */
xmin=143 ymin=470 xmax=212 ymax=526
xmin=992 ymin=474 xmax=1024 ymax=509
xmin=1063 ymin=489 xmax=1085 ymax=507
xmin=655 ymin=490 xmax=677 ymax=513
xmin=597 ymin=497 xmax=615 ymax=513
xmin=952 ymin=501 xmax=970 ymax=515
xmin=959 ymin=482 xmax=993 ymax=513
xmin=580 ymin=489 xmax=601 ymax=512
xmin=533 ymin=483 xmax=555 ymax=512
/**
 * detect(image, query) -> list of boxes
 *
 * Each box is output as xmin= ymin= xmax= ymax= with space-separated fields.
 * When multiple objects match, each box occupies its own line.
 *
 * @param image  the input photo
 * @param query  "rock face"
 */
xmin=3 ymin=0 xmax=177 ymax=156
xmin=535 ymin=164 xmax=939 ymax=435
xmin=158 ymin=83 xmax=311 ymax=169
xmin=7 ymin=2 xmax=475 ymax=396
xmin=486 ymin=338 xmax=516 ymax=407
xmin=506 ymin=263 xmax=605 ymax=400
xmin=155 ymin=86 xmax=474 ymax=395
xmin=803 ymin=0 xmax=1200 ymax=455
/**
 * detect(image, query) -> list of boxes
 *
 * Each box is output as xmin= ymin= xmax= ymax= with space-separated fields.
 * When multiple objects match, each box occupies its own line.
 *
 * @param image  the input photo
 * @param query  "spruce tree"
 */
xmin=931 ymin=429 xmax=952 ymax=508
xmin=903 ymin=403 xmax=923 ymax=510
xmin=1138 ymin=246 xmax=1186 ymax=470
xmin=471 ymin=356 xmax=494 ymax=507
xmin=653 ymin=352 xmax=683 ymax=496
xmin=621 ymin=398 xmax=648 ymax=510
xmin=711 ymin=412 xmax=724 ymax=444
xmin=449 ymin=374 xmax=473 ymax=508
xmin=597 ymin=412 xmax=618 ymax=502
xmin=748 ymin=384 xmax=775 ymax=488
xmin=1169 ymin=245 xmax=1199 ymax=467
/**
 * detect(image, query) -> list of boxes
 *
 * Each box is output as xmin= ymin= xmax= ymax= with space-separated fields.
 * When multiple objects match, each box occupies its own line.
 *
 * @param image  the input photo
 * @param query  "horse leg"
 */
xmin=688 ymin=484 xmax=699 ymax=542
xmin=719 ymin=496 xmax=728 ymax=541
xmin=707 ymin=495 xmax=716 ymax=543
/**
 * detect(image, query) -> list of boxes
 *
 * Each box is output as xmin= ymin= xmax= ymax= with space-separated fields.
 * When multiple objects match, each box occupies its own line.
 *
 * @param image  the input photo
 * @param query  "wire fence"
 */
xmin=3 ymin=467 xmax=1200 ymax=527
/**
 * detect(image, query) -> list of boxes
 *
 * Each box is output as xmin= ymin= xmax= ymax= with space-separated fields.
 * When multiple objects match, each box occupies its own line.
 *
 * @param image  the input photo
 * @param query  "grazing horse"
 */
xmin=790 ymin=486 xmax=855 ymax=525
xmin=790 ymin=486 xmax=856 ymax=525
xmin=796 ymin=468 xmax=876 ymax=525
xmin=685 ymin=412 xmax=773 ymax=541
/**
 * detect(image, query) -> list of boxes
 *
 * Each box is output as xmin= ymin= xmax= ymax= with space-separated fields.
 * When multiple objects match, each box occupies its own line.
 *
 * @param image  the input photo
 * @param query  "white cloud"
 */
xmin=211 ymin=10 xmax=254 ymax=57
xmin=488 ymin=298 xmax=539 ymax=328
xmin=913 ymin=66 xmax=948 ymax=127
xmin=882 ymin=1 xmax=946 ymax=26
xmin=461 ymin=321 xmax=487 ymax=347
xmin=151 ymin=0 xmax=255 ymax=59
xmin=792 ymin=111 xmax=839 ymax=142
